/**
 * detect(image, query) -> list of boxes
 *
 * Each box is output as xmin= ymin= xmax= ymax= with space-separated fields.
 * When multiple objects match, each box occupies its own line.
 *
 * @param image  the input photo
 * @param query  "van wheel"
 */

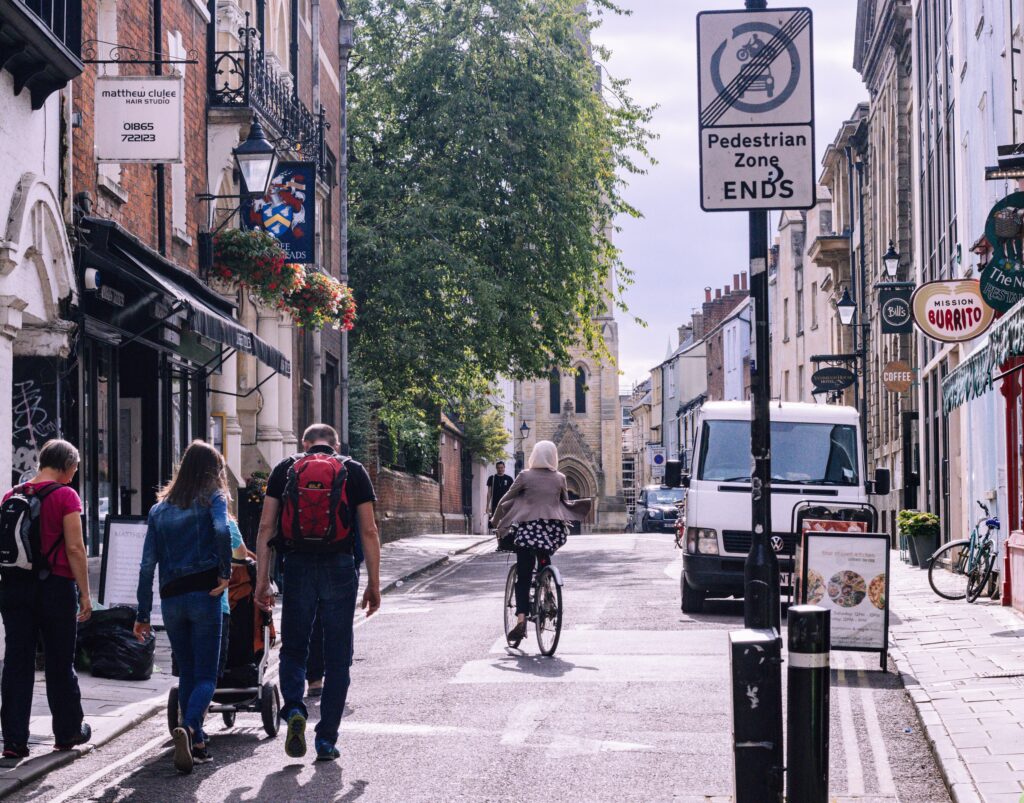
xmin=681 ymin=578 xmax=705 ymax=613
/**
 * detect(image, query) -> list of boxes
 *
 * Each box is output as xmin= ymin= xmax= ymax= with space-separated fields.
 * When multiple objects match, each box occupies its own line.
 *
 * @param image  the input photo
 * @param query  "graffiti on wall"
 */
xmin=12 ymin=359 xmax=61 ymax=485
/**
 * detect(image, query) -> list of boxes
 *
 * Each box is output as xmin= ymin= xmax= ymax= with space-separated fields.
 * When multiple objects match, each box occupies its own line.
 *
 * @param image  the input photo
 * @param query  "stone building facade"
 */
xmin=514 ymin=303 xmax=627 ymax=531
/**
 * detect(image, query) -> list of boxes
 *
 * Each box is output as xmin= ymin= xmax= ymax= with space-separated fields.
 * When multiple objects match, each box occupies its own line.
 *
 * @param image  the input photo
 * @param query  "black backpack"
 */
xmin=0 ymin=482 xmax=65 ymax=578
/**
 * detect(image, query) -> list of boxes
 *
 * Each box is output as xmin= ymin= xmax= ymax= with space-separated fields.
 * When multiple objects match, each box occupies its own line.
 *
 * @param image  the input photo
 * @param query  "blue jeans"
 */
xmin=279 ymin=552 xmax=357 ymax=743
xmin=162 ymin=591 xmax=223 ymax=742
xmin=307 ymin=567 xmax=359 ymax=681
xmin=0 ymin=573 xmax=84 ymax=747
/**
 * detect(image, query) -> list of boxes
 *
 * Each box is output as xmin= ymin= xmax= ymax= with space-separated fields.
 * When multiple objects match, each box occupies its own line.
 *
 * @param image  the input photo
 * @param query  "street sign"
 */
xmin=697 ymin=8 xmax=815 ymax=211
xmin=911 ymin=279 xmax=995 ymax=343
xmin=649 ymin=446 xmax=666 ymax=480
xmin=879 ymin=285 xmax=913 ymax=333
xmin=95 ymin=75 xmax=184 ymax=163
xmin=811 ymin=366 xmax=854 ymax=393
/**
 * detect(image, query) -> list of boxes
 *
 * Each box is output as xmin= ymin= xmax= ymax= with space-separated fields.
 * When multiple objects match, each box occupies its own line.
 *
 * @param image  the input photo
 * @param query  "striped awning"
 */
xmin=942 ymin=297 xmax=1024 ymax=413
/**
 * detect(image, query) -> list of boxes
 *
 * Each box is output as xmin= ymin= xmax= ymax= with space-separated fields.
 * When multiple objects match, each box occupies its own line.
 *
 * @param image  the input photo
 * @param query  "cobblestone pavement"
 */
xmin=889 ymin=556 xmax=1024 ymax=803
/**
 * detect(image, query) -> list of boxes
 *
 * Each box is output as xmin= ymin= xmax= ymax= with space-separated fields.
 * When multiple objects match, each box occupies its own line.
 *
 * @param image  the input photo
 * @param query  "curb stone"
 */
xmin=888 ymin=644 xmax=982 ymax=803
xmin=0 ymin=534 xmax=493 ymax=799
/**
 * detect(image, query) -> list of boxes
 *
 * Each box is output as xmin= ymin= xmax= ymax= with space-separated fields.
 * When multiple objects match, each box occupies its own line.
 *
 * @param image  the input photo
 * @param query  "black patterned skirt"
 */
xmin=509 ymin=519 xmax=570 ymax=554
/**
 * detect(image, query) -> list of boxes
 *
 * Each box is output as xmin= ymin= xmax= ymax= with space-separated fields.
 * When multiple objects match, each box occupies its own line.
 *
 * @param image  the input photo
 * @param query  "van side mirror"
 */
xmin=664 ymin=460 xmax=683 ymax=488
xmin=680 ymin=473 xmax=690 ymax=488
xmin=870 ymin=467 xmax=891 ymax=496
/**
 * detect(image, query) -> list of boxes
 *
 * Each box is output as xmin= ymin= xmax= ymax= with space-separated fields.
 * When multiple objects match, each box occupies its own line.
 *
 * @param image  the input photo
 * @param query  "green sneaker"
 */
xmin=284 ymin=711 xmax=307 ymax=758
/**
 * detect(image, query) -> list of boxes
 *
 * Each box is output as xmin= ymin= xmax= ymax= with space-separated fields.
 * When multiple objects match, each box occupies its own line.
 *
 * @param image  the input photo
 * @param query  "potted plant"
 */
xmin=212 ymin=229 xmax=303 ymax=306
xmin=899 ymin=510 xmax=940 ymax=569
xmin=284 ymin=270 xmax=357 ymax=331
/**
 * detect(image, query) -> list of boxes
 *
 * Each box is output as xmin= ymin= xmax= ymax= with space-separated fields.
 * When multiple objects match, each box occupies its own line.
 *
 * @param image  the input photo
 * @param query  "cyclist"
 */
xmin=491 ymin=441 xmax=592 ymax=643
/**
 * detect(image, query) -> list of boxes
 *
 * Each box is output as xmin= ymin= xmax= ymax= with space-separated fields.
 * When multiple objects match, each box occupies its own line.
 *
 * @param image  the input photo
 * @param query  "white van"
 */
xmin=679 ymin=401 xmax=888 ymax=612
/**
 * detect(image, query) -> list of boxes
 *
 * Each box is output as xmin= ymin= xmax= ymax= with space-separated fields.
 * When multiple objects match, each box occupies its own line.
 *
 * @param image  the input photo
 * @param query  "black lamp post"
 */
xmin=836 ymin=288 xmax=857 ymax=326
xmin=882 ymin=241 xmax=900 ymax=280
xmin=515 ymin=420 xmax=530 ymax=474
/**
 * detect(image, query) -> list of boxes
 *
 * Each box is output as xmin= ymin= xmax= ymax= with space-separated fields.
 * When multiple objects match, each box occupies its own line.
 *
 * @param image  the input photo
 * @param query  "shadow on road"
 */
xmin=491 ymin=652 xmax=596 ymax=678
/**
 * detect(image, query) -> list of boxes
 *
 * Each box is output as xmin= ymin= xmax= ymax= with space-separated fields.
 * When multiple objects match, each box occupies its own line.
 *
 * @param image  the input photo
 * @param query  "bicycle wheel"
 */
xmin=928 ymin=539 xmax=970 ymax=600
xmin=535 ymin=567 xmax=563 ymax=657
xmin=967 ymin=545 xmax=996 ymax=603
xmin=504 ymin=565 xmax=521 ymax=646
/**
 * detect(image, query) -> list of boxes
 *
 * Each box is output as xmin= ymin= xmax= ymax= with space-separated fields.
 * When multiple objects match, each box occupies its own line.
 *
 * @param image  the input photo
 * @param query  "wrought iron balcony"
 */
xmin=209 ymin=23 xmax=328 ymax=180
xmin=0 ymin=0 xmax=83 ymax=108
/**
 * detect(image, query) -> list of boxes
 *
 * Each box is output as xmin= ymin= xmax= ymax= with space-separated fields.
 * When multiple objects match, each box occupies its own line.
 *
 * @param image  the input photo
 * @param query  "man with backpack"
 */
xmin=254 ymin=424 xmax=381 ymax=762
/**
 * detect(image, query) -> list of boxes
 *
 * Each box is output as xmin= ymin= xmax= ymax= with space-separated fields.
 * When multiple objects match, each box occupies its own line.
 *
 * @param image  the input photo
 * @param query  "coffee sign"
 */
xmin=879 ymin=286 xmax=913 ymax=334
xmin=811 ymin=366 xmax=855 ymax=393
xmin=882 ymin=361 xmax=914 ymax=393
xmin=911 ymin=280 xmax=994 ymax=343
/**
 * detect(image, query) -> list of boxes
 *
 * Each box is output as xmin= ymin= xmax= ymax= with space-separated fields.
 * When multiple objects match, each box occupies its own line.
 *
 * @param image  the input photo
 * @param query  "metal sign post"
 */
xmin=697 ymin=2 xmax=815 ymax=800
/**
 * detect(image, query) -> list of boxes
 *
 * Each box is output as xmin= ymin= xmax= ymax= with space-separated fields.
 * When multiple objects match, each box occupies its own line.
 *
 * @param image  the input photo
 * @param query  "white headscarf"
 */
xmin=528 ymin=440 xmax=559 ymax=471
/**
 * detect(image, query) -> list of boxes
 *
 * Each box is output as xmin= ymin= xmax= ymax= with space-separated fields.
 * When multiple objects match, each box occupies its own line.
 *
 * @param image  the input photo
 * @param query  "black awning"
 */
xmin=78 ymin=217 xmax=291 ymax=377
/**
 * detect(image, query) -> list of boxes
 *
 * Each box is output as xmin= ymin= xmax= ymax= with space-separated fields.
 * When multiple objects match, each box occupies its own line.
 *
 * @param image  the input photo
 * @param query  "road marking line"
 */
xmin=835 ymin=665 xmax=866 ymax=795
xmin=853 ymin=652 xmax=897 ymax=794
xmin=45 ymin=732 xmax=169 ymax=803
xmin=501 ymin=700 xmax=549 ymax=746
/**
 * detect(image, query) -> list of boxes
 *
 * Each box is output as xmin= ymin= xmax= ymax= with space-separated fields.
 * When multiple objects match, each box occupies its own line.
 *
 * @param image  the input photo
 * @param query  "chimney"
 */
xmin=715 ymin=288 xmax=722 ymax=300
xmin=733 ymin=273 xmax=740 ymax=291
xmin=692 ymin=312 xmax=704 ymax=340
xmin=678 ymin=323 xmax=693 ymax=346
xmin=704 ymin=286 xmax=712 ymax=303
xmin=741 ymin=272 xmax=748 ymax=291
xmin=723 ymin=285 xmax=730 ymax=297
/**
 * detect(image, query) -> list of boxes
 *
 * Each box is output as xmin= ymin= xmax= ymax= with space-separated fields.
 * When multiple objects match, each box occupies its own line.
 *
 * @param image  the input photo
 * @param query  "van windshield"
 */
xmin=697 ymin=420 xmax=860 ymax=486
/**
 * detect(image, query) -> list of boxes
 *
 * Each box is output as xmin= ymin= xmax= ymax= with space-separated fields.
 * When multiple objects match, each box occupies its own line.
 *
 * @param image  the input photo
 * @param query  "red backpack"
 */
xmin=279 ymin=452 xmax=353 ymax=552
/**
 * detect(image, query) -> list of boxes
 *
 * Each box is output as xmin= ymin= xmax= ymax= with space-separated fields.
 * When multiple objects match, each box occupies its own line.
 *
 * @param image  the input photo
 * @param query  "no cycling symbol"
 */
xmin=709 ymin=18 xmax=803 ymax=118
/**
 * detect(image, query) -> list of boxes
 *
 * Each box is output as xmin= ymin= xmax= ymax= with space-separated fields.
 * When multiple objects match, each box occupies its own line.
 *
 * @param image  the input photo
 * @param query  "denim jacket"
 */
xmin=136 ymin=492 xmax=232 ymax=624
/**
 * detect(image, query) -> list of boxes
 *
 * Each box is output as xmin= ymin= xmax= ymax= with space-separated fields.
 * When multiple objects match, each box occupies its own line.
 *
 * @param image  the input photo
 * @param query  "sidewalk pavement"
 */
xmin=0 ymin=530 xmax=491 ymax=799
xmin=889 ymin=556 xmax=1024 ymax=803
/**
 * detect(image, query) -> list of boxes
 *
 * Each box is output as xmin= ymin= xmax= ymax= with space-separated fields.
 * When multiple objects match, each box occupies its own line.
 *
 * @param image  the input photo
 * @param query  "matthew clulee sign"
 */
xmin=697 ymin=7 xmax=815 ymax=211
xmin=95 ymin=76 xmax=184 ymax=163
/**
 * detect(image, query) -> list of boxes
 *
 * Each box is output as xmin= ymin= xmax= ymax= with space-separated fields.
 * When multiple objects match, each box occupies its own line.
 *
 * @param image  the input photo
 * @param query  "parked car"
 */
xmin=635 ymin=484 xmax=686 ymax=532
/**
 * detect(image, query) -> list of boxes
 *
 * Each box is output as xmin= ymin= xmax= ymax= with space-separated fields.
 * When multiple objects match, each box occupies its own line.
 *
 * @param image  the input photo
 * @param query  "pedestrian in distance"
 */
xmin=254 ymin=423 xmax=381 ymax=762
xmin=134 ymin=440 xmax=232 ymax=775
xmin=491 ymin=440 xmax=592 ymax=644
xmin=486 ymin=460 xmax=514 ymax=523
xmin=0 ymin=440 xmax=92 ymax=759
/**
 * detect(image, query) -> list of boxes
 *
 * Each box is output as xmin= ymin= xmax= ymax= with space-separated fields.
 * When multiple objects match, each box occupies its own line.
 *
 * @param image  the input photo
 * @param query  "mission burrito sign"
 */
xmin=911 ymin=279 xmax=994 ymax=343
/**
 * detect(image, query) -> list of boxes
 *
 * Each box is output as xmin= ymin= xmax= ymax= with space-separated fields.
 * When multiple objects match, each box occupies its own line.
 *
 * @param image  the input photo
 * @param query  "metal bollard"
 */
xmin=786 ymin=605 xmax=831 ymax=803
xmin=730 ymin=628 xmax=783 ymax=802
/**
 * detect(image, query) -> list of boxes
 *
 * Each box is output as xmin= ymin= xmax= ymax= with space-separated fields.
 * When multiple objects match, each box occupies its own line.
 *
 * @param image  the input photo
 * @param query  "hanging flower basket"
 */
xmin=285 ymin=270 xmax=357 ymax=331
xmin=212 ymin=229 xmax=303 ymax=307
xmin=244 ymin=471 xmax=269 ymax=505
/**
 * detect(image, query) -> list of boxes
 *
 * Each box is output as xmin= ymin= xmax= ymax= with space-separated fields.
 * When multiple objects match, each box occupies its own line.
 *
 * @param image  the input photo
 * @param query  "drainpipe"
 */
xmin=338 ymin=13 xmax=353 ymax=451
xmin=311 ymin=0 xmax=322 ymax=420
xmin=154 ymin=0 xmax=166 ymax=255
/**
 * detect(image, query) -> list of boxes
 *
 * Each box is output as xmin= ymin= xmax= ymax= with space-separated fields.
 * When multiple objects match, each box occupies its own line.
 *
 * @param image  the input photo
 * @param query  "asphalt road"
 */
xmin=13 ymin=533 xmax=950 ymax=802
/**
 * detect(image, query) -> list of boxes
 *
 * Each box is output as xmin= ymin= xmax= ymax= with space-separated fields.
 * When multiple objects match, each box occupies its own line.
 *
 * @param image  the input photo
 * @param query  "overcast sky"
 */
xmin=593 ymin=1 xmax=866 ymax=390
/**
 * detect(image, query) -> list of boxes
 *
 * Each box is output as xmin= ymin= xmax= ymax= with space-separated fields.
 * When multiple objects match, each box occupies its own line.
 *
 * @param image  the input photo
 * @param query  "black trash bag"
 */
xmin=77 ymin=605 xmax=154 ymax=681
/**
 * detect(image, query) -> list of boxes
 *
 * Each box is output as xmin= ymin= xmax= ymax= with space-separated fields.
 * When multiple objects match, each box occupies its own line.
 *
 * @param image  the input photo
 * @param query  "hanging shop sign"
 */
xmin=242 ymin=162 xmax=316 ymax=263
xmin=811 ymin=366 xmax=855 ymax=393
xmin=879 ymin=285 xmax=913 ymax=334
xmin=882 ymin=361 xmax=915 ymax=394
xmin=696 ymin=7 xmax=815 ymax=211
xmin=980 ymin=192 xmax=1024 ymax=313
xmin=94 ymin=75 xmax=184 ymax=163
xmin=911 ymin=279 xmax=994 ymax=343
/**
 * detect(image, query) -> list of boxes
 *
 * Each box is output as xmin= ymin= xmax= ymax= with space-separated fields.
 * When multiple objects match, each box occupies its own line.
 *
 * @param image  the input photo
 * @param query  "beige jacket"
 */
xmin=490 ymin=468 xmax=593 ymax=535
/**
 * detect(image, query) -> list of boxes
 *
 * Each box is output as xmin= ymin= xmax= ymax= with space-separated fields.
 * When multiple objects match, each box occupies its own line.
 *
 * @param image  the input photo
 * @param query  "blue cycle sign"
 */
xmin=697 ymin=8 xmax=815 ymax=211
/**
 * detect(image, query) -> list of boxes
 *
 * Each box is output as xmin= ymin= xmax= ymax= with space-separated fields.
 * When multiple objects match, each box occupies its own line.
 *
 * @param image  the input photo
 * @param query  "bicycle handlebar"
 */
xmin=977 ymin=500 xmax=990 ymax=516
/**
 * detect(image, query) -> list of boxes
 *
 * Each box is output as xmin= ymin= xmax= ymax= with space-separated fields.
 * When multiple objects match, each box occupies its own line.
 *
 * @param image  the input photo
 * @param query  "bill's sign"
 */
xmin=911 ymin=280 xmax=995 ymax=343
xmin=697 ymin=8 xmax=815 ymax=211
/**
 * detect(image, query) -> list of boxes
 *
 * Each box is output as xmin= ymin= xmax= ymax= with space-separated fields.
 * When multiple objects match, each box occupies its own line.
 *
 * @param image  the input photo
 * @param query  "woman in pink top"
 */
xmin=0 ymin=440 xmax=92 ymax=758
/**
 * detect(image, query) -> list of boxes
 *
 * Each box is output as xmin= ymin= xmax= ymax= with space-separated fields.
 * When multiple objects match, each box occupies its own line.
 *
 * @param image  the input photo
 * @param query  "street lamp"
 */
xmin=836 ymin=287 xmax=857 ymax=326
xmin=882 ymin=240 xmax=900 ymax=279
xmin=233 ymin=119 xmax=278 ymax=197
xmin=519 ymin=421 xmax=530 ymax=441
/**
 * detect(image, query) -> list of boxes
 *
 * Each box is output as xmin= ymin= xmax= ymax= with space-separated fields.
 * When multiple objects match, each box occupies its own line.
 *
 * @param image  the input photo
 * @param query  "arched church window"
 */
xmin=575 ymin=366 xmax=587 ymax=414
xmin=549 ymin=369 xmax=561 ymax=414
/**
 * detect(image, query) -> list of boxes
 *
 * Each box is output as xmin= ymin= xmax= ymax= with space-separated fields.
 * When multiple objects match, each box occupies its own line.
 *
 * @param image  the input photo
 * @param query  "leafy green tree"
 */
xmin=347 ymin=0 xmax=653 ymax=410
xmin=458 ymin=398 xmax=512 ymax=463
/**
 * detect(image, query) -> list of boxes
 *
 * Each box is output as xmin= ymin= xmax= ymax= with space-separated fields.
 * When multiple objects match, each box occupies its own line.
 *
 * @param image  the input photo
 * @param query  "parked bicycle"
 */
xmin=928 ymin=501 xmax=1000 ymax=603
xmin=503 ymin=554 xmax=564 ymax=656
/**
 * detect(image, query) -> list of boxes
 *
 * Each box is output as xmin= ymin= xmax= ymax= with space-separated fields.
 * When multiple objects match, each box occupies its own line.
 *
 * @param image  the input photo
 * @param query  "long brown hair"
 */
xmin=158 ymin=440 xmax=230 ymax=509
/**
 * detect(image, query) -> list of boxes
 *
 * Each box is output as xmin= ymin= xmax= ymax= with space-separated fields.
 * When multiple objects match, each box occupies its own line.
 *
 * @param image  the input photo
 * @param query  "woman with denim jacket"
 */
xmin=133 ymin=441 xmax=232 ymax=775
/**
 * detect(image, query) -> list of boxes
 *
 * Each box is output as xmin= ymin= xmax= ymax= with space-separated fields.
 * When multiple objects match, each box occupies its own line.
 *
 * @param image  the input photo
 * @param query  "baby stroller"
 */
xmin=167 ymin=556 xmax=280 ymax=737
